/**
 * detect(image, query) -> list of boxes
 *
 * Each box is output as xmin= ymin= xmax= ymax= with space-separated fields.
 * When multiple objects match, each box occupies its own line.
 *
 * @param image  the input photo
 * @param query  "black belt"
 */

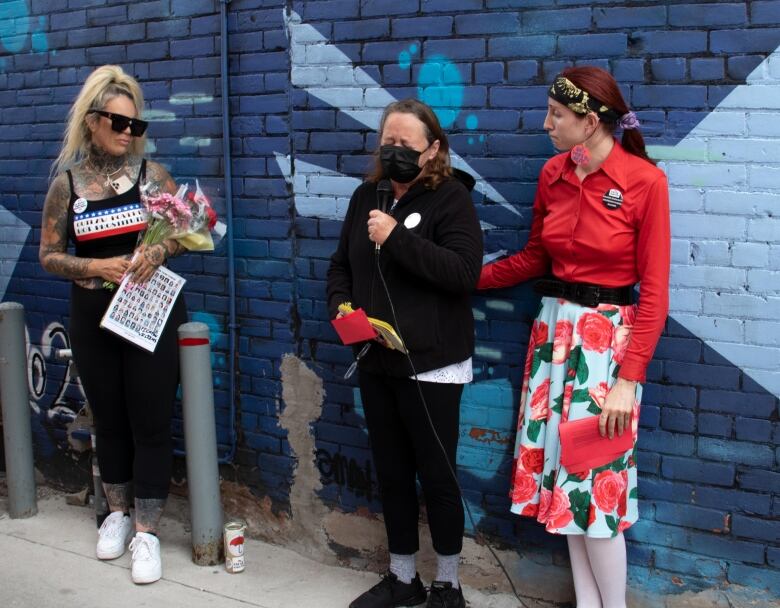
xmin=534 ymin=278 xmax=633 ymax=307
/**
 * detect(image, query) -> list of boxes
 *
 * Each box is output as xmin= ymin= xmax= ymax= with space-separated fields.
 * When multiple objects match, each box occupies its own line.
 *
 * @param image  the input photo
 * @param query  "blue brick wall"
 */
xmin=1 ymin=0 xmax=779 ymax=600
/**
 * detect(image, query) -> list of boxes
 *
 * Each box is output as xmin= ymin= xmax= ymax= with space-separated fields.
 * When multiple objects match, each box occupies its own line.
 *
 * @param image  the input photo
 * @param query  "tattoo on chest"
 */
xmin=73 ymin=145 xmax=141 ymax=200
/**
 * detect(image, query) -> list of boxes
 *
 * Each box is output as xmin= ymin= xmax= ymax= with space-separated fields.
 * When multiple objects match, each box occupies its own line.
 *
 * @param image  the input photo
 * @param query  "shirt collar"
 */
xmin=548 ymin=139 xmax=629 ymax=190
xmin=599 ymin=140 xmax=629 ymax=189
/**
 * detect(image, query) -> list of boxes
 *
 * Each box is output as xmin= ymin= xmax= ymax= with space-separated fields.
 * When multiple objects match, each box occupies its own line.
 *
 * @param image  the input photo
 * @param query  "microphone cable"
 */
xmin=372 ymin=250 xmax=531 ymax=608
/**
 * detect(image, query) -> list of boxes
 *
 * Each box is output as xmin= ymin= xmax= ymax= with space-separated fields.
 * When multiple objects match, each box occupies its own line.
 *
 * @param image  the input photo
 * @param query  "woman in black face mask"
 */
xmin=327 ymin=99 xmax=484 ymax=608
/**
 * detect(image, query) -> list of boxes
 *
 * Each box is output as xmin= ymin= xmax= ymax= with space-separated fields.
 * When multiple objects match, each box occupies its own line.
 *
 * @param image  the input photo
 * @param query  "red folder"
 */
xmin=559 ymin=416 xmax=633 ymax=474
xmin=331 ymin=308 xmax=377 ymax=345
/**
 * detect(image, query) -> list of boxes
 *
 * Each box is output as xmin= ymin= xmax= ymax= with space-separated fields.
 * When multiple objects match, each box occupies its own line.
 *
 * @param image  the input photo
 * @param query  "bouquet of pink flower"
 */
xmin=140 ymin=180 xmax=225 ymax=252
xmin=103 ymin=181 xmax=224 ymax=290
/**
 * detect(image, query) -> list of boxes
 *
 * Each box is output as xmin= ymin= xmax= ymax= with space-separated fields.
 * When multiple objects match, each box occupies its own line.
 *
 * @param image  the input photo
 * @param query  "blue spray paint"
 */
xmin=0 ymin=0 xmax=29 ymax=53
xmin=30 ymin=29 xmax=46 ymax=52
xmin=417 ymin=54 xmax=464 ymax=129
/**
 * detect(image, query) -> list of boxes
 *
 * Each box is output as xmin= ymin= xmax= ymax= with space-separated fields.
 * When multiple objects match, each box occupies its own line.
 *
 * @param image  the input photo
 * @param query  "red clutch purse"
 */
xmin=559 ymin=416 xmax=633 ymax=474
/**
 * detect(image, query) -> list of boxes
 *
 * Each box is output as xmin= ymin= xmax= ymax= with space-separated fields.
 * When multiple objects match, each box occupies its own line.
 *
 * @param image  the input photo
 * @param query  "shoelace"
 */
xmin=98 ymin=514 xmax=126 ymax=538
xmin=129 ymin=535 xmax=154 ymax=561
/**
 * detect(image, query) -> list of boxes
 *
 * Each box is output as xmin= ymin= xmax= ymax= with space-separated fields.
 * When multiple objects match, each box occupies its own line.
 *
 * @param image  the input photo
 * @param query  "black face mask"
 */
xmin=379 ymin=144 xmax=426 ymax=183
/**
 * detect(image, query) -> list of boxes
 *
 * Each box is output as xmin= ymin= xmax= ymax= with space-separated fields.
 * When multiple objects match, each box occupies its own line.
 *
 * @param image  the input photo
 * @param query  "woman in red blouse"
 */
xmin=479 ymin=67 xmax=670 ymax=607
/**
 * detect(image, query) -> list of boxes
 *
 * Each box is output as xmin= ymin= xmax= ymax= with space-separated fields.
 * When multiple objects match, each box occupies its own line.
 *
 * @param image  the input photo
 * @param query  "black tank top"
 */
xmin=66 ymin=160 xmax=147 ymax=259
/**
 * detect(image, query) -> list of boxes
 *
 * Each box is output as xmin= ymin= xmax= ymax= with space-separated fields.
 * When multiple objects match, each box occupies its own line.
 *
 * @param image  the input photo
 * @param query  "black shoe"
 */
xmin=349 ymin=571 xmax=427 ymax=608
xmin=425 ymin=581 xmax=466 ymax=608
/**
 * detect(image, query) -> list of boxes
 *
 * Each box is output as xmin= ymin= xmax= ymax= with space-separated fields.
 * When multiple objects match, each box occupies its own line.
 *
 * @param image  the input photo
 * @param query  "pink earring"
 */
xmin=570 ymin=144 xmax=590 ymax=165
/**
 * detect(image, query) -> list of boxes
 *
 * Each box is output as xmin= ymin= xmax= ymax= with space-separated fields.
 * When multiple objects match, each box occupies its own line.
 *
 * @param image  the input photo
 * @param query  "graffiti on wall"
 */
xmin=24 ymin=321 xmax=88 ymax=458
xmin=315 ymin=448 xmax=375 ymax=502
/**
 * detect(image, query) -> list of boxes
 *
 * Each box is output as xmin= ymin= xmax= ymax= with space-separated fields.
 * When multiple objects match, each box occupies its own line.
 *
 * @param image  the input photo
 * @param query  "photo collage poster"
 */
xmin=100 ymin=265 xmax=186 ymax=353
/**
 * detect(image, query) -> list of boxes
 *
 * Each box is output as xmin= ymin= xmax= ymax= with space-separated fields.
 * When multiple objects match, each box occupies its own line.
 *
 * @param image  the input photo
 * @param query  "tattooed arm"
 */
xmin=127 ymin=161 xmax=187 ymax=282
xmin=39 ymin=173 xmax=130 ymax=284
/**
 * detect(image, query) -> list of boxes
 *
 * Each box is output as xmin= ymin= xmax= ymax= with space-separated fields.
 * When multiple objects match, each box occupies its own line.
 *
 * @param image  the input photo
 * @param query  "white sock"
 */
xmin=435 ymin=552 xmax=460 ymax=588
xmin=389 ymin=552 xmax=415 ymax=584
xmin=584 ymin=534 xmax=627 ymax=608
xmin=567 ymin=535 xmax=602 ymax=607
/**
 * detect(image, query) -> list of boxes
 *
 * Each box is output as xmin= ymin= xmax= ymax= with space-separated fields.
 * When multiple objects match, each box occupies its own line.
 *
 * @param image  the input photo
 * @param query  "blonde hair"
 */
xmin=52 ymin=65 xmax=146 ymax=177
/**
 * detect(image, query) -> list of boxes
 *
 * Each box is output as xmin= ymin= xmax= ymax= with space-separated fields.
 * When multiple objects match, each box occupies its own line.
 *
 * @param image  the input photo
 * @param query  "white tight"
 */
xmin=566 ymin=534 xmax=627 ymax=608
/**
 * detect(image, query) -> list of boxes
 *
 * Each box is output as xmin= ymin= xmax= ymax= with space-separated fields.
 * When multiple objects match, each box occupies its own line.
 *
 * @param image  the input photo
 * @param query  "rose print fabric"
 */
xmin=510 ymin=297 xmax=641 ymax=538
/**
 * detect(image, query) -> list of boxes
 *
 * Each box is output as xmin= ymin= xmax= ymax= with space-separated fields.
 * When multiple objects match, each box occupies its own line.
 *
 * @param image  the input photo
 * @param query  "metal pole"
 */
xmin=220 ymin=0 xmax=239 ymax=464
xmin=178 ymin=322 xmax=223 ymax=566
xmin=0 ymin=302 xmax=37 ymax=518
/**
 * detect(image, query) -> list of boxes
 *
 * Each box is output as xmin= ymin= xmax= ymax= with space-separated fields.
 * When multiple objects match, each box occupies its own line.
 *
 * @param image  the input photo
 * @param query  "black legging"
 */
xmin=69 ymin=284 xmax=187 ymax=499
xmin=359 ymin=369 xmax=465 ymax=556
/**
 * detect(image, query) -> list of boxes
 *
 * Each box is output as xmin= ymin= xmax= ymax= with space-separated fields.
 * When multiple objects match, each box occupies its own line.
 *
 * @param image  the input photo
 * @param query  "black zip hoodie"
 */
xmin=326 ymin=170 xmax=483 ymax=377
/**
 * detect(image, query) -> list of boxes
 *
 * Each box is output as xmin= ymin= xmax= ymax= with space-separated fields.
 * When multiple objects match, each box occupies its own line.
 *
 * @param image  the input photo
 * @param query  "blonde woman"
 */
xmin=39 ymin=65 xmax=187 ymax=584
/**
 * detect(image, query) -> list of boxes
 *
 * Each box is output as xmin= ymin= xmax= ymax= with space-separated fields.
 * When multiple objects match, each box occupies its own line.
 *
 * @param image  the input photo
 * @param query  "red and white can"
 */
xmin=224 ymin=520 xmax=246 ymax=573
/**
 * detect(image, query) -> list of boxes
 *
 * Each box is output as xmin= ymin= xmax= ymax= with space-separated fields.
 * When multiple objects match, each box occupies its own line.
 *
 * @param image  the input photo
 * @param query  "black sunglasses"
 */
xmin=88 ymin=109 xmax=149 ymax=137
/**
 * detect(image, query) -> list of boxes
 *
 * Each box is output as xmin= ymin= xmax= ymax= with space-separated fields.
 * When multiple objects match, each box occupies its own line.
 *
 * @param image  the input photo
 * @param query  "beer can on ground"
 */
xmin=224 ymin=520 xmax=246 ymax=573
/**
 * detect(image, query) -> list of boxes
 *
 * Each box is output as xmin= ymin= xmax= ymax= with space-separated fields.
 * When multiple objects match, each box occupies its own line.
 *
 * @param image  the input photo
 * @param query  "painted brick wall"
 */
xmin=1 ymin=0 xmax=778 ymax=599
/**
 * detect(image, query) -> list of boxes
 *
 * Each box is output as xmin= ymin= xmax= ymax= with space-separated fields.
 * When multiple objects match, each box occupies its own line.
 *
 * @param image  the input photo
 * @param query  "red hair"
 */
xmin=560 ymin=66 xmax=655 ymax=166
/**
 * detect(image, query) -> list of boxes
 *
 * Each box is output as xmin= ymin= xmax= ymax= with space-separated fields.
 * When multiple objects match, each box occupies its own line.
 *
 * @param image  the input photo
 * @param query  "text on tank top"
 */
xmin=66 ymin=160 xmax=148 ymax=259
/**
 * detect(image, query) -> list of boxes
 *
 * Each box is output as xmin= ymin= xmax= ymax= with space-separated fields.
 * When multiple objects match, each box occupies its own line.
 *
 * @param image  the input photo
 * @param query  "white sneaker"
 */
xmin=96 ymin=511 xmax=133 ymax=560
xmin=129 ymin=532 xmax=162 ymax=584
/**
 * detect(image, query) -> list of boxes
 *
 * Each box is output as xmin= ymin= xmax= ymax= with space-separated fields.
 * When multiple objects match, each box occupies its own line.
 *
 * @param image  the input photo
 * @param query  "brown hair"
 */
xmin=559 ymin=66 xmax=655 ymax=166
xmin=367 ymin=98 xmax=453 ymax=189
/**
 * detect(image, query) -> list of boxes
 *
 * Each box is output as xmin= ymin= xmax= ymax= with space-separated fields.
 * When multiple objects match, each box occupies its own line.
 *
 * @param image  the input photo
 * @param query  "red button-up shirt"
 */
xmin=478 ymin=141 xmax=670 ymax=382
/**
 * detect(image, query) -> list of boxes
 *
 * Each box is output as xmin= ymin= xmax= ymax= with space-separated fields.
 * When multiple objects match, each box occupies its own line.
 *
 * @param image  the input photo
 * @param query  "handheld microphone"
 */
xmin=375 ymin=179 xmax=393 ymax=253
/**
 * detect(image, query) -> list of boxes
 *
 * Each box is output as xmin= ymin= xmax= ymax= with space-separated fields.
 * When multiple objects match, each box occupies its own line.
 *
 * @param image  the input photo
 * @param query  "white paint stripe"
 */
xmin=0 ymin=205 xmax=31 ymax=301
xmin=662 ymin=46 xmax=780 ymax=398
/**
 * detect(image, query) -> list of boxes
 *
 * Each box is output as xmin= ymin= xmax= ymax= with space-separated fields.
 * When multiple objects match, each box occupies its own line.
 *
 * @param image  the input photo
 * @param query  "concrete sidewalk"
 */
xmin=0 ymin=493 xmax=528 ymax=608
xmin=3 ymin=492 xmax=769 ymax=608
xmin=0 ymin=494 xmax=378 ymax=608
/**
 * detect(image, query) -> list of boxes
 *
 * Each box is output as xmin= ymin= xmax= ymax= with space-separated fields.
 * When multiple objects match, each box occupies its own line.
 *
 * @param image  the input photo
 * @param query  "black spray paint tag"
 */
xmin=602 ymin=188 xmax=623 ymax=209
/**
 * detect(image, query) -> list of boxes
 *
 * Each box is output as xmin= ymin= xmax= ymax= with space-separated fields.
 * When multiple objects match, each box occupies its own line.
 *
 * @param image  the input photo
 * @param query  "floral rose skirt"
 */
xmin=510 ymin=297 xmax=641 ymax=538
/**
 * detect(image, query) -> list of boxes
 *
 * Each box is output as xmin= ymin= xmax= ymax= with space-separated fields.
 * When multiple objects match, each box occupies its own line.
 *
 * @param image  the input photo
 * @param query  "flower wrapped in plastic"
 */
xmin=140 ymin=180 xmax=225 ymax=252
xmin=102 ymin=180 xmax=225 ymax=290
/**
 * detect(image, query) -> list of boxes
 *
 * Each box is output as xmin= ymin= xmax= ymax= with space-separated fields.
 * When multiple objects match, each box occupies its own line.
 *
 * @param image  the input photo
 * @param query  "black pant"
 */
xmin=69 ymin=284 xmax=187 ymax=499
xmin=359 ymin=370 xmax=464 ymax=556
